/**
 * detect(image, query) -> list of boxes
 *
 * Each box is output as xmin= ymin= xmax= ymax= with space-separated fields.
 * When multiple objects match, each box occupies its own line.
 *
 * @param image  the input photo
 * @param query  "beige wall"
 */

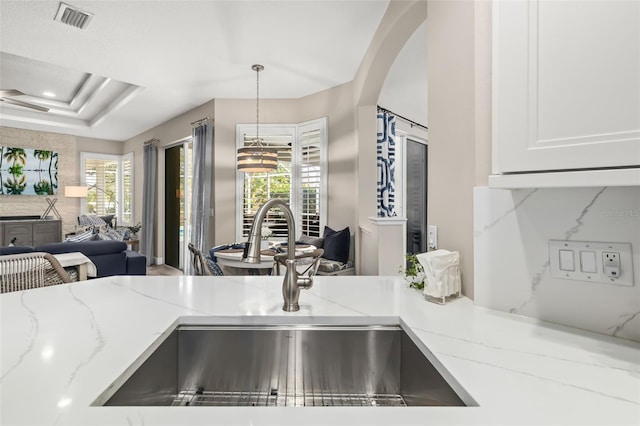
xmin=426 ymin=0 xmax=492 ymax=299
xmin=77 ymin=136 xmax=125 ymax=156
xmin=296 ymin=82 xmax=358 ymax=232
xmin=474 ymin=1 xmax=492 ymax=187
xmin=0 ymin=126 xmax=124 ymax=236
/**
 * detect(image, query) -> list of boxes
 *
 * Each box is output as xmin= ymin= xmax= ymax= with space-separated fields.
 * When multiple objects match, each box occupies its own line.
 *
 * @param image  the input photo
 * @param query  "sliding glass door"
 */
xmin=164 ymin=140 xmax=193 ymax=270
xmin=405 ymin=139 xmax=427 ymax=254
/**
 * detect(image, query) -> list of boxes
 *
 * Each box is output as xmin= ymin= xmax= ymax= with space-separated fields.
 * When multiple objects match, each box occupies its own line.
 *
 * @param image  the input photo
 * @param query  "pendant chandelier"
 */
xmin=237 ymin=64 xmax=278 ymax=173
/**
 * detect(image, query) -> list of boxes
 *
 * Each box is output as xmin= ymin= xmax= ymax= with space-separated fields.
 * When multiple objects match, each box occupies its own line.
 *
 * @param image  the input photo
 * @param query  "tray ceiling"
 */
xmin=0 ymin=0 xmax=389 ymax=141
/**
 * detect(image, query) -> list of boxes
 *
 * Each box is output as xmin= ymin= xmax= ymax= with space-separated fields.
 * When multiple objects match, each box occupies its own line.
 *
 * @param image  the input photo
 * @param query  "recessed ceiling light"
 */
xmin=43 ymin=91 xmax=56 ymax=98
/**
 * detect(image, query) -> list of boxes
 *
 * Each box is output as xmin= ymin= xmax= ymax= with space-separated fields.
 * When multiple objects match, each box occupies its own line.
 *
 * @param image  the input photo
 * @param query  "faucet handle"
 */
xmin=273 ymin=248 xmax=324 ymax=277
xmin=297 ymin=248 xmax=325 ymax=278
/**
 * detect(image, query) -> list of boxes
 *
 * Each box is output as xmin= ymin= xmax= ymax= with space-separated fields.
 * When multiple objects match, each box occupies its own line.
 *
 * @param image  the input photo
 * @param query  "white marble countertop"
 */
xmin=1 ymin=275 xmax=638 ymax=426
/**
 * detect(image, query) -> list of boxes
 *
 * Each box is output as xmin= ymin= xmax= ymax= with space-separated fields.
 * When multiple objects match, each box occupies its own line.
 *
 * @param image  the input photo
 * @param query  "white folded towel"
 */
xmin=416 ymin=250 xmax=461 ymax=298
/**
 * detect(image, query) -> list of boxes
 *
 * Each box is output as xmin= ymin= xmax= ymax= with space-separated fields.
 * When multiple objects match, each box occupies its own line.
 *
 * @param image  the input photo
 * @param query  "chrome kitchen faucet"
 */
xmin=242 ymin=199 xmax=322 ymax=312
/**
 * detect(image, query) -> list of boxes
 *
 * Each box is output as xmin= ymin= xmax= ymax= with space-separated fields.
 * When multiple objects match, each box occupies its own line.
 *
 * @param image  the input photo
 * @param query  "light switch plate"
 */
xmin=579 ymin=250 xmax=597 ymax=273
xmin=549 ymin=240 xmax=634 ymax=286
xmin=559 ymin=250 xmax=575 ymax=271
xmin=428 ymin=225 xmax=438 ymax=250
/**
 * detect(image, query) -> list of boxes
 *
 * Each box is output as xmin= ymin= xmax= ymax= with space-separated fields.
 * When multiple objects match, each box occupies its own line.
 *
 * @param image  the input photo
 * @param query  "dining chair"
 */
xmin=188 ymin=243 xmax=223 ymax=276
xmin=0 ymin=252 xmax=75 ymax=294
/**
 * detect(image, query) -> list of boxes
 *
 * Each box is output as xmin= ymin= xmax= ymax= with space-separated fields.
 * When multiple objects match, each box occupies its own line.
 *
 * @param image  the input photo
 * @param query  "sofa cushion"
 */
xmin=318 ymin=259 xmax=354 ymax=273
xmin=0 ymin=246 xmax=35 ymax=255
xmin=99 ymin=214 xmax=116 ymax=228
xmin=78 ymin=214 xmax=108 ymax=227
xmin=91 ymin=252 xmax=127 ymax=276
xmin=125 ymin=250 xmax=147 ymax=275
xmin=297 ymin=233 xmax=324 ymax=249
xmin=94 ymin=227 xmax=126 ymax=241
xmin=38 ymin=240 xmax=127 ymax=256
xmin=322 ymin=226 xmax=350 ymax=263
xmin=65 ymin=230 xmax=98 ymax=242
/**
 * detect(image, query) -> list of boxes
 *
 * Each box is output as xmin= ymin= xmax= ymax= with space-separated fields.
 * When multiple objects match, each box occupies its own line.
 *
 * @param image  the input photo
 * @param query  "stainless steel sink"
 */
xmin=98 ymin=323 xmax=476 ymax=407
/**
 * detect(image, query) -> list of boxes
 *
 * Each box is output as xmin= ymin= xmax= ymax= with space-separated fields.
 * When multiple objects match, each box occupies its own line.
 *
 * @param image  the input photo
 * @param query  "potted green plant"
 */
xmin=403 ymin=253 xmax=425 ymax=290
xmin=260 ymin=225 xmax=273 ymax=250
xmin=127 ymin=222 xmax=142 ymax=240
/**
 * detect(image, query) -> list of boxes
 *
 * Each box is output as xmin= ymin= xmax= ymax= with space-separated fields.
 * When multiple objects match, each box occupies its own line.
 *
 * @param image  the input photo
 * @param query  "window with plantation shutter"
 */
xmin=84 ymin=158 xmax=117 ymax=215
xmin=80 ymin=152 xmax=134 ymax=226
xmin=297 ymin=124 xmax=325 ymax=238
xmin=236 ymin=118 xmax=327 ymax=242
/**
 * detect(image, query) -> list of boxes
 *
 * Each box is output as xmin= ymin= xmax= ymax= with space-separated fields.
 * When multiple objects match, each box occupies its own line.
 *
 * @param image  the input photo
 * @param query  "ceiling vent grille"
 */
xmin=54 ymin=2 xmax=94 ymax=29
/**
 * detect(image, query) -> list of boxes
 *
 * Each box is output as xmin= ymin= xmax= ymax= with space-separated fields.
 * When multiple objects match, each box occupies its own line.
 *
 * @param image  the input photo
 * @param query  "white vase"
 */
xmin=261 ymin=240 xmax=269 ymax=250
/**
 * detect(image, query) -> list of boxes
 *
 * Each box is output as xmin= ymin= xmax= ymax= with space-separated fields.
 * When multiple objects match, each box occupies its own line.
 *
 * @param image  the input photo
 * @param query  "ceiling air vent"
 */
xmin=54 ymin=2 xmax=94 ymax=29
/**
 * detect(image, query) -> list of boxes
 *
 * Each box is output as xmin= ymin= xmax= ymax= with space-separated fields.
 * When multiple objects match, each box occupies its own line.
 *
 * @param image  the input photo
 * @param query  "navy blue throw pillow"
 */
xmin=322 ymin=226 xmax=350 ymax=263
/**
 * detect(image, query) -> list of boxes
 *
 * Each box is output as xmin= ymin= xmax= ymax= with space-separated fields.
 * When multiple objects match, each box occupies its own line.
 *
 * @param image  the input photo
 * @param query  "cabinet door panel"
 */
xmin=4 ymin=224 xmax=32 ymax=246
xmin=493 ymin=0 xmax=640 ymax=173
xmin=33 ymin=221 xmax=61 ymax=246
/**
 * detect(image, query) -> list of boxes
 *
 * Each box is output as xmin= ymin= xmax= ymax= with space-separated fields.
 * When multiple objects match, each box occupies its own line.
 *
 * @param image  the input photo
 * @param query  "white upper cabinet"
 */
xmin=491 ymin=0 xmax=640 ymax=186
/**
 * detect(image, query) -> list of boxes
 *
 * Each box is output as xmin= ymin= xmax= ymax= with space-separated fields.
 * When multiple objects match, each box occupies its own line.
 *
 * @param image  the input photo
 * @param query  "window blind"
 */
xmin=85 ymin=158 xmax=118 ymax=215
xmin=299 ymin=129 xmax=322 ymax=237
xmin=121 ymin=156 xmax=133 ymax=223
xmin=81 ymin=153 xmax=134 ymax=225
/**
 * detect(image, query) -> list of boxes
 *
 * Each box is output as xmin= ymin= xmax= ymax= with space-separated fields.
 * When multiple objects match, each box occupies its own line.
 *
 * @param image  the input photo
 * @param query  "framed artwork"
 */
xmin=0 ymin=146 xmax=59 ymax=195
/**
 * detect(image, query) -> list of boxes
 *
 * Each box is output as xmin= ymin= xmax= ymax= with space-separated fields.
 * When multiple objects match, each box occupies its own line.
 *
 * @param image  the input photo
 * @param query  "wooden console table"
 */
xmin=0 ymin=218 xmax=62 ymax=246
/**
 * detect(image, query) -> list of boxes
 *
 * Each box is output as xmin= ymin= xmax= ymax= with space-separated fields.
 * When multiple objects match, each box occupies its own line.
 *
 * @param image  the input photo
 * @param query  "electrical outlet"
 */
xmin=603 ymin=252 xmax=621 ymax=279
xmin=549 ymin=240 xmax=634 ymax=286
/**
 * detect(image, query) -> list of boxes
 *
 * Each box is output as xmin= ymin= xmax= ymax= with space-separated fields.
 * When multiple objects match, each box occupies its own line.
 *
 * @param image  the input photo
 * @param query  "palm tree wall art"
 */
xmin=0 ymin=146 xmax=58 ymax=195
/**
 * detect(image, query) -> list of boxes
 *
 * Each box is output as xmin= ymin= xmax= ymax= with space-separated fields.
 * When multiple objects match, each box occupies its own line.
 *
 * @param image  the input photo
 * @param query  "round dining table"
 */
xmin=214 ymin=243 xmax=317 ymax=274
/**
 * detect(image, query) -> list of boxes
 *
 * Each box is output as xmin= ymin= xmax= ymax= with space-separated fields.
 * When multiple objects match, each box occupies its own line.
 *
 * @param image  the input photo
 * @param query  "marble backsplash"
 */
xmin=474 ymin=186 xmax=640 ymax=342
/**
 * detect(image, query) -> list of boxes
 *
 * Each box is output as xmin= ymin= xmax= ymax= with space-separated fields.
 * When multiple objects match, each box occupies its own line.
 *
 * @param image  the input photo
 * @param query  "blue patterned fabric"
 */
xmin=377 ymin=111 xmax=396 ymax=217
xmin=65 ymin=230 xmax=95 ymax=242
xmin=204 ymin=256 xmax=224 ymax=276
xmin=209 ymin=243 xmax=245 ymax=262
xmin=96 ymin=227 xmax=126 ymax=241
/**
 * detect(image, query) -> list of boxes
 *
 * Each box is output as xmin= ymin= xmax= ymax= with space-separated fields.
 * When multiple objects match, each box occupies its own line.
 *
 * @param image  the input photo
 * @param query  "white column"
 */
xmin=368 ymin=216 xmax=407 ymax=275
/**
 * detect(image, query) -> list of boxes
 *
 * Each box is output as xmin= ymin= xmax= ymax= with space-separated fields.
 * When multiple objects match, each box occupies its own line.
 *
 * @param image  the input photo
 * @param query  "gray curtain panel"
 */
xmin=141 ymin=143 xmax=157 ymax=266
xmin=188 ymin=121 xmax=213 ymax=275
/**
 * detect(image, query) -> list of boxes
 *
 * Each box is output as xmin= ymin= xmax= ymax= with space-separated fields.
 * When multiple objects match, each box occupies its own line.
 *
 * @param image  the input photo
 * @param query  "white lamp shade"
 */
xmin=65 ymin=185 xmax=89 ymax=198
